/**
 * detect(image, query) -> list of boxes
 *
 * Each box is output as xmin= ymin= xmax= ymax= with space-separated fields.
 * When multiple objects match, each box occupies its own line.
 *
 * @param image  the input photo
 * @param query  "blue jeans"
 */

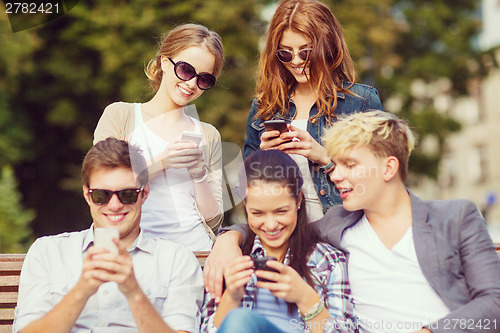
xmin=218 ymin=308 xmax=286 ymax=333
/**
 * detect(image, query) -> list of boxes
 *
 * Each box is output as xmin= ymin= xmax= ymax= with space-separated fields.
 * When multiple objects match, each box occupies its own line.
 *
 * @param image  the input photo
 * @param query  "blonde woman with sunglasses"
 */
xmin=245 ymin=0 xmax=383 ymax=221
xmin=94 ymin=23 xmax=224 ymax=251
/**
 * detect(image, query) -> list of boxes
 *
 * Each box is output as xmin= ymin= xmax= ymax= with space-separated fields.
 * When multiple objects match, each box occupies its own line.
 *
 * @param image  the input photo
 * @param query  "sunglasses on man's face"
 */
xmin=88 ymin=188 xmax=143 ymax=205
xmin=168 ymin=58 xmax=216 ymax=90
xmin=276 ymin=48 xmax=312 ymax=63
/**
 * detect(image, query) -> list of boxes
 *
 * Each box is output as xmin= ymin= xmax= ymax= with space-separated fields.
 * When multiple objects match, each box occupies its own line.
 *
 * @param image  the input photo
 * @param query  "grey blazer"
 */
xmin=316 ymin=190 xmax=500 ymax=333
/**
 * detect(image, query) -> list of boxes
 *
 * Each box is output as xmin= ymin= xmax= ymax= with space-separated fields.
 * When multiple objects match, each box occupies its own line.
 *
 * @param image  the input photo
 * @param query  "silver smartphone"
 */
xmin=180 ymin=131 xmax=203 ymax=147
xmin=94 ymin=227 xmax=119 ymax=254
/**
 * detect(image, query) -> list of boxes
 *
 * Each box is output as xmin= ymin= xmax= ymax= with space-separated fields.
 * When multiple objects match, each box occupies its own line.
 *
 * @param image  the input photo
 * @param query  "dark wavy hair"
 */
xmin=237 ymin=150 xmax=321 ymax=315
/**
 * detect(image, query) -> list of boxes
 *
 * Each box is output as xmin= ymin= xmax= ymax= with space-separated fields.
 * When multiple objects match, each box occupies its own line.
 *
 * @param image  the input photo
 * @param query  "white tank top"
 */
xmin=290 ymin=119 xmax=324 ymax=222
xmin=128 ymin=103 xmax=212 ymax=250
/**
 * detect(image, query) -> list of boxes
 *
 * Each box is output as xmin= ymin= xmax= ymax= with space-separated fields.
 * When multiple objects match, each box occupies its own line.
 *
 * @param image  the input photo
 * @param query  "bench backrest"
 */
xmin=0 ymin=251 xmax=210 ymax=332
xmin=0 ymin=254 xmax=24 ymax=332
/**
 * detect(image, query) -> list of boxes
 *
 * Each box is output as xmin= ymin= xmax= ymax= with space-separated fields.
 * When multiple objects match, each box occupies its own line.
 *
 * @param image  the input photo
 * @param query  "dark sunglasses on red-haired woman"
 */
xmin=276 ymin=48 xmax=312 ymax=63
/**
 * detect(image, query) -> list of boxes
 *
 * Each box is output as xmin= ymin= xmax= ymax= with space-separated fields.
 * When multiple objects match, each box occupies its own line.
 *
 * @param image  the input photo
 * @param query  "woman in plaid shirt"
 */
xmin=200 ymin=150 xmax=356 ymax=332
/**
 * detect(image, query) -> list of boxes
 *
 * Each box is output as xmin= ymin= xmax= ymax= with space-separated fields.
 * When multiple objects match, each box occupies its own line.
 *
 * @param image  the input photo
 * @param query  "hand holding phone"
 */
xmin=263 ymin=120 xmax=289 ymax=136
xmin=253 ymin=256 xmax=279 ymax=282
xmin=94 ymin=227 xmax=119 ymax=254
xmin=180 ymin=131 xmax=203 ymax=147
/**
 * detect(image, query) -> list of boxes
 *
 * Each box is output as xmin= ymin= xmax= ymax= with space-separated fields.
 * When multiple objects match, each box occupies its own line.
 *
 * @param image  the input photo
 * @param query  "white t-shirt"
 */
xmin=129 ymin=103 xmax=212 ymax=250
xmin=341 ymin=215 xmax=450 ymax=333
xmin=290 ymin=119 xmax=324 ymax=222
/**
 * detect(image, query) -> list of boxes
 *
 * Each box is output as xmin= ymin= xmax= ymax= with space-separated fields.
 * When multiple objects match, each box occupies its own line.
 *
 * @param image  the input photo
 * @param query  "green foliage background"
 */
xmin=0 ymin=0 xmax=483 ymax=251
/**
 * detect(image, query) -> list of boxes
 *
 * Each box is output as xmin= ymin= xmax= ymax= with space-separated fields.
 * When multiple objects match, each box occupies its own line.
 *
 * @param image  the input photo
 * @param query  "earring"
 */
xmin=298 ymin=206 xmax=301 ymax=210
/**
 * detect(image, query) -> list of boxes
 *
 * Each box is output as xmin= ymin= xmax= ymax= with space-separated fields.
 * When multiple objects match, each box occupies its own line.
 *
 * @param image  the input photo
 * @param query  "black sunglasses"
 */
xmin=88 ymin=188 xmax=144 ymax=205
xmin=276 ymin=48 xmax=312 ymax=63
xmin=168 ymin=58 xmax=216 ymax=90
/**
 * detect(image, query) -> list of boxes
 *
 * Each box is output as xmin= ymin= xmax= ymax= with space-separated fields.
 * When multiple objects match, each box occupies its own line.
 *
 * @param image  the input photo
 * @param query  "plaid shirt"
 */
xmin=200 ymin=237 xmax=356 ymax=332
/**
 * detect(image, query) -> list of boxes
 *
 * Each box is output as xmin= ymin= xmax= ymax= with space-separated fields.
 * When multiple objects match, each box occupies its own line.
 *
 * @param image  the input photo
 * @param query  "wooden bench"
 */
xmin=0 ymin=251 xmax=210 ymax=333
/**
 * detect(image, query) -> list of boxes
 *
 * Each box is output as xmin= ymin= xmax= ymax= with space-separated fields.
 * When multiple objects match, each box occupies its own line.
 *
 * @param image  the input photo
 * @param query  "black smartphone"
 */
xmin=263 ymin=120 xmax=288 ymax=134
xmin=253 ymin=256 xmax=279 ymax=282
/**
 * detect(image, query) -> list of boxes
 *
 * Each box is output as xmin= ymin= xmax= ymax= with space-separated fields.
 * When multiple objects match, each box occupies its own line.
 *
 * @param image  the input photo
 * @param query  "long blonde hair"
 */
xmin=255 ymin=0 xmax=355 ymax=123
xmin=145 ymin=23 xmax=224 ymax=91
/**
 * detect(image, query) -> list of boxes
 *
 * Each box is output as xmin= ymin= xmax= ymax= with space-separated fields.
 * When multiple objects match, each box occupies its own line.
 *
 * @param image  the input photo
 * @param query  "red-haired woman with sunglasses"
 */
xmin=93 ymin=23 xmax=224 ymax=251
xmin=245 ymin=0 xmax=383 ymax=221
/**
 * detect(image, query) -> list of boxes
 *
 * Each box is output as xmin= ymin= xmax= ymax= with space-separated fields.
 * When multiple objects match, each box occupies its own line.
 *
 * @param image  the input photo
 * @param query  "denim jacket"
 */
xmin=243 ymin=82 xmax=383 ymax=212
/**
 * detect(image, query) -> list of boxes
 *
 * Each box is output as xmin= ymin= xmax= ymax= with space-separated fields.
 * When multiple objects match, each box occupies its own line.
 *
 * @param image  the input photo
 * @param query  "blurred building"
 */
xmin=412 ymin=0 xmax=500 ymax=234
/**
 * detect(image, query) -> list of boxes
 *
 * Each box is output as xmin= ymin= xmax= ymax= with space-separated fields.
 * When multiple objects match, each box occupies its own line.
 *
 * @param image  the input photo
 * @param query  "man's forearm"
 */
xmin=127 ymin=290 xmax=177 ymax=333
xmin=19 ymin=286 xmax=88 ymax=333
xmin=204 ymin=229 xmax=245 ymax=300
xmin=217 ymin=229 xmax=244 ymax=246
xmin=221 ymin=225 xmax=247 ymax=245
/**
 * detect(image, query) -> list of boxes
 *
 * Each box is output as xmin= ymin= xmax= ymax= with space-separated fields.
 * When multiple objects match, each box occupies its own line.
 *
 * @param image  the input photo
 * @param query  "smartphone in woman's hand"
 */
xmin=253 ymin=256 xmax=279 ymax=282
xmin=263 ymin=120 xmax=288 ymax=136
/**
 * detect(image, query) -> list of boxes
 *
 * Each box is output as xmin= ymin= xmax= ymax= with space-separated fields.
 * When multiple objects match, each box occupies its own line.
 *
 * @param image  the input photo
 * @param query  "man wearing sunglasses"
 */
xmin=14 ymin=138 xmax=203 ymax=333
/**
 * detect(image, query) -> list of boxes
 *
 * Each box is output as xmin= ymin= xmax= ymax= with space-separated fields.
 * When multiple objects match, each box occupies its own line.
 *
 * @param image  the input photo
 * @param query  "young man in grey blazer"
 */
xmin=203 ymin=110 xmax=500 ymax=333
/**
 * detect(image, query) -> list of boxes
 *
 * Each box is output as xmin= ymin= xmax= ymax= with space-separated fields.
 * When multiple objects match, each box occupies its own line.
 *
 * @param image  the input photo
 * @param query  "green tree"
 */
xmin=380 ymin=0 xmax=481 ymax=181
xmin=0 ymin=11 xmax=37 ymax=166
xmin=328 ymin=0 xmax=482 ymax=182
xmin=0 ymin=0 xmax=485 ymax=238
xmin=302 ymin=0 xmax=479 ymax=181
xmin=8 ymin=0 xmax=266 ymax=236
xmin=0 ymin=11 xmax=37 ymax=250
xmin=0 ymin=166 xmax=35 ymax=252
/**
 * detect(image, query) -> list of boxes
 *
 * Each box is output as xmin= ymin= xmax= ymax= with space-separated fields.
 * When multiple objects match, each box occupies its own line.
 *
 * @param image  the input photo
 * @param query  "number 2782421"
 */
xmin=5 ymin=2 xmax=60 ymax=14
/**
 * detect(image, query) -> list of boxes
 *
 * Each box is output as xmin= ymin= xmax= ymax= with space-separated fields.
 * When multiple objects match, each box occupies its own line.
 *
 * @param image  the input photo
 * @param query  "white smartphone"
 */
xmin=180 ymin=131 xmax=203 ymax=147
xmin=94 ymin=227 xmax=119 ymax=254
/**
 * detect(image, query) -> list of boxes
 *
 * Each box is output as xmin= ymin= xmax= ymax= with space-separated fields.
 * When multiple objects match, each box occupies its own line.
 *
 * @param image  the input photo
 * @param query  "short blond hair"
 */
xmin=322 ymin=110 xmax=416 ymax=182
